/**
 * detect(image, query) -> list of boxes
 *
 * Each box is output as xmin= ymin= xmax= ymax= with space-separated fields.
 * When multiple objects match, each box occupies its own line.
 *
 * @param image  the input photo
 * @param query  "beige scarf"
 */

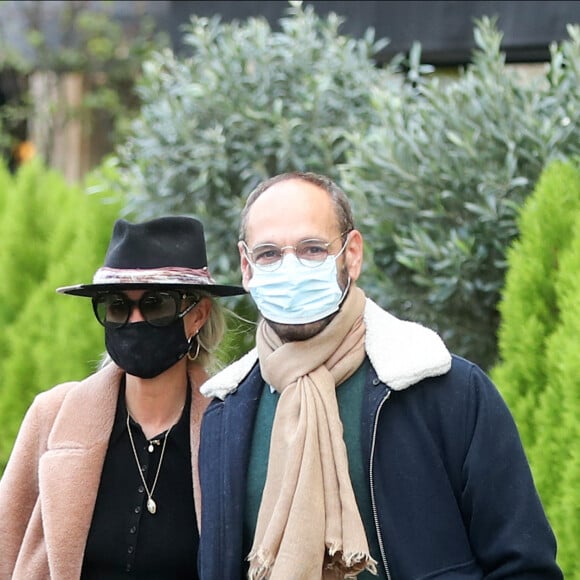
xmin=247 ymin=286 xmax=377 ymax=579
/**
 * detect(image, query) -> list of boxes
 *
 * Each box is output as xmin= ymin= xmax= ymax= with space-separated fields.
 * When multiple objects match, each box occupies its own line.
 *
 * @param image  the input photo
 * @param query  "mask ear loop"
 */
xmin=187 ymin=332 xmax=201 ymax=361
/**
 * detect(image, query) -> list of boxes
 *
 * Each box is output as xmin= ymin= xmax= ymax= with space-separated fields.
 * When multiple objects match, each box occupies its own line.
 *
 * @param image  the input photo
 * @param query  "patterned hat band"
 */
xmin=92 ymin=266 xmax=217 ymax=287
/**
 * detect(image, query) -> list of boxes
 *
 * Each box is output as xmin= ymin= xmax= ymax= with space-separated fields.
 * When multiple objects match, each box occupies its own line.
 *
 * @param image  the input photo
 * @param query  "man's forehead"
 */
xmin=250 ymin=179 xmax=332 ymax=215
xmin=245 ymin=181 xmax=336 ymax=242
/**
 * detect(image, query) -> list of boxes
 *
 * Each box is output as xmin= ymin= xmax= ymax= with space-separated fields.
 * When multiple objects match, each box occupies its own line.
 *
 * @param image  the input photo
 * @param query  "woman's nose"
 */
xmin=127 ymin=304 xmax=145 ymax=323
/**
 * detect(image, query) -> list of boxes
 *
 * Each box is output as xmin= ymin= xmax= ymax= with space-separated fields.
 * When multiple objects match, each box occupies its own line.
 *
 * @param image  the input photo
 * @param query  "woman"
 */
xmin=0 ymin=216 xmax=245 ymax=579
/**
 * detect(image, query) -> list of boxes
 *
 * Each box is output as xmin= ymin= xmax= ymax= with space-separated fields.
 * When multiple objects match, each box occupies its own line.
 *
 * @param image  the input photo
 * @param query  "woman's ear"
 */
xmin=185 ymin=296 xmax=212 ymax=338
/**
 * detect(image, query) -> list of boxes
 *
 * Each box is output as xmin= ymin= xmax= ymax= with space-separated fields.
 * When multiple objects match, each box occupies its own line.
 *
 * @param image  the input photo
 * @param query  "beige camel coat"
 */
xmin=0 ymin=363 xmax=209 ymax=579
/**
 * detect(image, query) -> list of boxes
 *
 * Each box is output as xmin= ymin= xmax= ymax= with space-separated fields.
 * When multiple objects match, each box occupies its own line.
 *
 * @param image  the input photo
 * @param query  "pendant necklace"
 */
xmin=126 ymin=411 xmax=173 ymax=515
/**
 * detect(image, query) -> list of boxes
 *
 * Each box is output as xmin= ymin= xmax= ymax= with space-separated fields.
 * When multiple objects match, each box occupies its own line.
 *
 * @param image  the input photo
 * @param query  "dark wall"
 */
xmin=168 ymin=0 xmax=579 ymax=65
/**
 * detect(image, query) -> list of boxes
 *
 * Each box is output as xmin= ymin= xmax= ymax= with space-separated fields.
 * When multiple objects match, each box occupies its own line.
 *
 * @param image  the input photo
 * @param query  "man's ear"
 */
xmin=238 ymin=241 xmax=253 ymax=291
xmin=344 ymin=230 xmax=364 ymax=281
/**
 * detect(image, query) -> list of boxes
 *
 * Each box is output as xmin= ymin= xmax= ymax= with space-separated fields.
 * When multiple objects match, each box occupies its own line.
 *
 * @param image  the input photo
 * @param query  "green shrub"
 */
xmin=0 ymin=160 xmax=123 ymax=473
xmin=340 ymin=19 xmax=580 ymax=369
xmin=0 ymin=160 xmax=77 ymax=334
xmin=113 ymin=7 xmax=579 ymax=369
xmin=544 ymin=229 xmax=580 ymax=577
xmin=491 ymin=160 xmax=580 ymax=442
xmin=0 ymin=159 xmax=12 ymax=212
xmin=112 ymin=1 xmax=392 ymax=289
xmin=491 ymin=159 xmax=580 ymax=577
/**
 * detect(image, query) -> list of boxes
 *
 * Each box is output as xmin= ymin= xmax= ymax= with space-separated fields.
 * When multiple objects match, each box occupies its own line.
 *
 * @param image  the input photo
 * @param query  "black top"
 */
xmin=81 ymin=377 xmax=198 ymax=579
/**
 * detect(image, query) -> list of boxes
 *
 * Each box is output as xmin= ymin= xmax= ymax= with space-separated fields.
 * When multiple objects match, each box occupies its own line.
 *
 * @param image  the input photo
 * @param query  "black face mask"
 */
xmin=105 ymin=320 xmax=191 ymax=379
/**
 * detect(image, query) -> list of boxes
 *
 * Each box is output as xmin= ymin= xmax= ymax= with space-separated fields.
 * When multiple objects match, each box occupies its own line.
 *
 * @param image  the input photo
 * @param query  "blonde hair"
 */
xmin=192 ymin=292 xmax=226 ymax=373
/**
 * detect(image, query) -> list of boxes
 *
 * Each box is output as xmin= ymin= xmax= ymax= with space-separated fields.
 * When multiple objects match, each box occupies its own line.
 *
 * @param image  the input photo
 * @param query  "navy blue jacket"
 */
xmin=198 ymin=299 xmax=561 ymax=579
xmin=199 ymin=356 xmax=561 ymax=579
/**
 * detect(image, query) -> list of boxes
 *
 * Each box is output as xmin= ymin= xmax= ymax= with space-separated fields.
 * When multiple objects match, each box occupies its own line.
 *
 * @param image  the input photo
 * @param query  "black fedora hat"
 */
xmin=57 ymin=216 xmax=246 ymax=297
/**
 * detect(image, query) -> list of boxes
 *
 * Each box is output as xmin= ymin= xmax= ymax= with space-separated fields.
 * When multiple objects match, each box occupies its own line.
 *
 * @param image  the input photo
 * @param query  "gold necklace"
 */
xmin=126 ymin=412 xmax=173 ymax=515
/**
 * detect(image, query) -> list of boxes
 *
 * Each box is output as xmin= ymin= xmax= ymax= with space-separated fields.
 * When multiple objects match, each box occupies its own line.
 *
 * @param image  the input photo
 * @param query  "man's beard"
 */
xmin=264 ymin=264 xmax=350 ymax=342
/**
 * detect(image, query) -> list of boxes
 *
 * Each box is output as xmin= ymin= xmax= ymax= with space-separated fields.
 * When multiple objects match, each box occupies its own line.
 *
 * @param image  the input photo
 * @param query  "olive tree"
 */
xmin=341 ymin=19 xmax=580 ymax=369
xmin=113 ymin=1 xmax=393 ymax=288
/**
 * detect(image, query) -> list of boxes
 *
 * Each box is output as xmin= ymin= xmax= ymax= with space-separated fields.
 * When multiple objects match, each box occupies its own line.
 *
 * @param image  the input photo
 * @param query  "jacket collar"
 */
xmin=201 ymin=297 xmax=451 ymax=400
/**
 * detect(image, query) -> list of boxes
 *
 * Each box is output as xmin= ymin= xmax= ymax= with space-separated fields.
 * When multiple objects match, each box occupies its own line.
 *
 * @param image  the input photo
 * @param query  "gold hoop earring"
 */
xmin=187 ymin=335 xmax=201 ymax=361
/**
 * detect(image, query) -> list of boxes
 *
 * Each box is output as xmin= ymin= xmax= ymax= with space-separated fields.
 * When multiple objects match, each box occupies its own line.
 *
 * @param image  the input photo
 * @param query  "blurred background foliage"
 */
xmin=0 ymin=0 xmax=169 ymax=173
xmin=111 ymin=5 xmax=579 ymax=370
xmin=112 ymin=3 xmax=393 ymax=279
xmin=0 ymin=2 xmax=578 ymax=573
xmin=341 ymin=19 xmax=579 ymax=369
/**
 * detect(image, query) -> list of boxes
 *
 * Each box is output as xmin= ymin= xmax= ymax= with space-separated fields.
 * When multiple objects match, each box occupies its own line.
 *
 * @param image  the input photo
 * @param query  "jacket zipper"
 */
xmin=369 ymin=389 xmax=392 ymax=580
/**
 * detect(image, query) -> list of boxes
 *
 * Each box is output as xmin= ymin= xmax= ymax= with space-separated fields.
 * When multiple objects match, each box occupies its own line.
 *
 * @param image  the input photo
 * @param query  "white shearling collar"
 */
xmin=201 ymin=298 xmax=452 ymax=400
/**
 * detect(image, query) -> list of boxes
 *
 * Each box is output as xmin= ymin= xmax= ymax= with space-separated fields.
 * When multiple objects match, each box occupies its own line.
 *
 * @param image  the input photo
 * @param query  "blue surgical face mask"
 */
xmin=248 ymin=249 xmax=349 ymax=325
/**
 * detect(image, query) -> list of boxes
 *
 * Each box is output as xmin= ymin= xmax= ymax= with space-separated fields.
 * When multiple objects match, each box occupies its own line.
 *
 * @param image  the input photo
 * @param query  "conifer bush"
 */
xmin=0 ymin=160 xmax=123 ymax=473
xmin=491 ymin=159 xmax=580 ymax=577
xmin=491 ymin=161 xmax=580 ymax=444
xmin=544 ymin=231 xmax=580 ymax=577
xmin=0 ymin=162 xmax=77 ymax=335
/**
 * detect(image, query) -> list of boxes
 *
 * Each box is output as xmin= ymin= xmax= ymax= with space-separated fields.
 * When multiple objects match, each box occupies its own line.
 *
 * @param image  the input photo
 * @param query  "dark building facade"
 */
xmin=0 ymin=0 xmax=577 ymax=179
xmin=166 ymin=1 xmax=579 ymax=65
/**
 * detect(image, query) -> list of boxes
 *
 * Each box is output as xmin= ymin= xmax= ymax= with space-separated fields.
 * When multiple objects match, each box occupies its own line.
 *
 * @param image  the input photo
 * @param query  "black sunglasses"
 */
xmin=92 ymin=290 xmax=199 ymax=328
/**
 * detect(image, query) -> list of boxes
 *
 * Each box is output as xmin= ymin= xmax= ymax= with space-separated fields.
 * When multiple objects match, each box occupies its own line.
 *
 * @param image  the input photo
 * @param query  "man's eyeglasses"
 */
xmin=92 ymin=290 xmax=199 ymax=328
xmin=242 ymin=232 xmax=350 ymax=271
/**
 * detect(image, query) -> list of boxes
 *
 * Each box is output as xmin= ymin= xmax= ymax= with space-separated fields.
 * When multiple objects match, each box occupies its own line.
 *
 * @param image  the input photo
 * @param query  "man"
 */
xmin=198 ymin=172 xmax=562 ymax=579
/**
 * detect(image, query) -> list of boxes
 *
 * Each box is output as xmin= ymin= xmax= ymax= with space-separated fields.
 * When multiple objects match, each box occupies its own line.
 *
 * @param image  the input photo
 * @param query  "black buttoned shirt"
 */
xmin=81 ymin=378 xmax=198 ymax=579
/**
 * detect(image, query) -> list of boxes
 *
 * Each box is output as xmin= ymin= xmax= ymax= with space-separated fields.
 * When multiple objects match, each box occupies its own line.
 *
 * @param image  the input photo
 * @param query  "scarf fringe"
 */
xmin=247 ymin=549 xmax=274 ymax=580
xmin=325 ymin=546 xmax=378 ymax=577
xmin=248 ymin=547 xmax=378 ymax=579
